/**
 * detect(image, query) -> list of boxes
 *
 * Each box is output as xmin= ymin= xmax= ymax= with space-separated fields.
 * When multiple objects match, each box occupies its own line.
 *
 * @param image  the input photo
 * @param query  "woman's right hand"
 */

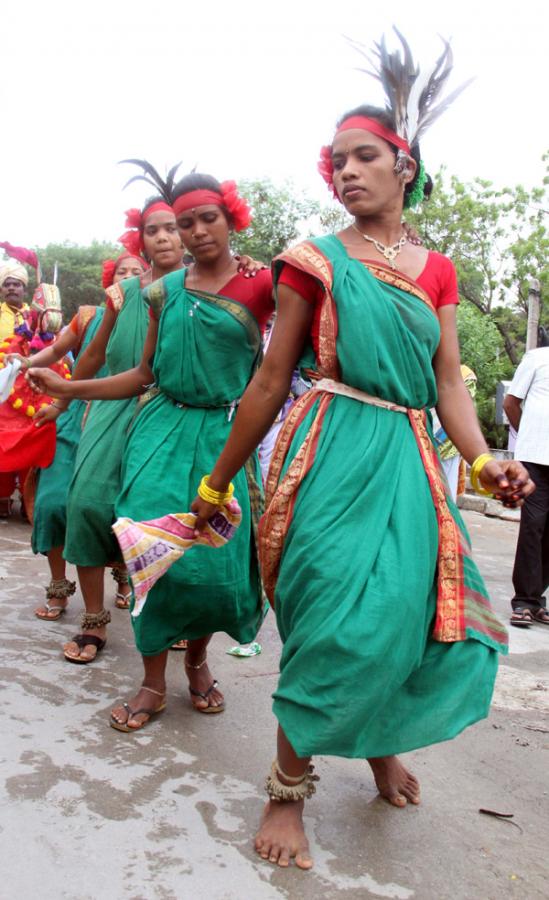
xmin=26 ymin=367 xmax=70 ymax=396
xmin=33 ymin=403 xmax=63 ymax=428
xmin=5 ymin=353 xmax=28 ymax=368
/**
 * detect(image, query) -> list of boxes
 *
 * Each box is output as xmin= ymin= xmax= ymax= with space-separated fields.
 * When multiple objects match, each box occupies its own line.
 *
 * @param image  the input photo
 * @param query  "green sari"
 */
xmin=115 ymin=269 xmax=264 ymax=656
xmin=64 ymin=277 xmax=149 ymax=566
xmin=261 ymin=236 xmax=506 ymax=760
xmin=31 ymin=306 xmax=107 ymax=555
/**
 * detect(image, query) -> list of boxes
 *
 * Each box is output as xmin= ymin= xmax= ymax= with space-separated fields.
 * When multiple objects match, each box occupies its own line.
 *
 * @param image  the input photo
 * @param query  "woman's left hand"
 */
xmin=479 ymin=459 xmax=535 ymax=507
xmin=235 ymin=255 xmax=268 ymax=278
xmin=190 ymin=496 xmax=218 ymax=534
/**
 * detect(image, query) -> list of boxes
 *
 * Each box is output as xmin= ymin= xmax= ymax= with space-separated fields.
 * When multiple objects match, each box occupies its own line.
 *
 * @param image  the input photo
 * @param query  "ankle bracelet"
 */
xmin=142 ymin=685 xmax=165 ymax=697
xmin=265 ymin=759 xmax=319 ymax=802
xmin=80 ymin=609 xmax=111 ymax=629
xmin=185 ymin=657 xmax=207 ymax=670
xmin=46 ymin=578 xmax=76 ymax=600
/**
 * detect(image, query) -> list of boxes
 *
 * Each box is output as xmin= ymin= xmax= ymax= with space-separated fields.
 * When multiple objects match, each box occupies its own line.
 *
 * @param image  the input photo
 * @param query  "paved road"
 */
xmin=0 ymin=510 xmax=547 ymax=899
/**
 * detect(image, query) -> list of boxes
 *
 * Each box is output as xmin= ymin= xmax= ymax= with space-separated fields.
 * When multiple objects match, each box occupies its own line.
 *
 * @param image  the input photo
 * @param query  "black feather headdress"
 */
xmin=119 ymin=159 xmax=182 ymax=205
xmin=347 ymin=28 xmax=474 ymax=151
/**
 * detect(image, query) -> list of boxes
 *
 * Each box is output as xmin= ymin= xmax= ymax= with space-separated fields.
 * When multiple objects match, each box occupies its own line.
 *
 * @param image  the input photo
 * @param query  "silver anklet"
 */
xmin=46 ymin=578 xmax=76 ymax=600
xmin=80 ymin=609 xmax=111 ymax=629
xmin=265 ymin=759 xmax=319 ymax=802
xmin=185 ymin=657 xmax=207 ymax=670
xmin=142 ymin=685 xmax=165 ymax=697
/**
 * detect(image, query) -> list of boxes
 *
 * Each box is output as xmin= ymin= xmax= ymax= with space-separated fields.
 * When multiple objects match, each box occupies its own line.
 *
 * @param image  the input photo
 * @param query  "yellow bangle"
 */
xmin=470 ymin=453 xmax=494 ymax=496
xmin=197 ymin=475 xmax=234 ymax=506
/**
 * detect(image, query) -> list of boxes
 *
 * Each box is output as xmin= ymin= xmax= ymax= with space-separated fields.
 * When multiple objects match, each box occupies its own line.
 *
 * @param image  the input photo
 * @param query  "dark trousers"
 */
xmin=512 ymin=461 xmax=549 ymax=610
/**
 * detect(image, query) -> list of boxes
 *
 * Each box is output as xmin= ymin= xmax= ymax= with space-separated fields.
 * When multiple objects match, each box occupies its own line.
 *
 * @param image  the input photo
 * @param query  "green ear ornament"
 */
xmin=404 ymin=160 xmax=427 ymax=209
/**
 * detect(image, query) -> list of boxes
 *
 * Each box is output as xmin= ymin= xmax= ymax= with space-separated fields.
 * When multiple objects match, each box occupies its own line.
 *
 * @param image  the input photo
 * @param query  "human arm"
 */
xmin=7 ymin=323 xmax=77 ymax=369
xmin=503 ymin=394 xmax=522 ymax=431
xmin=191 ymin=285 xmax=314 ymax=528
xmin=236 ymin=255 xmax=268 ymax=278
xmin=70 ymin=305 xmax=118 ymax=381
xmin=27 ymin=317 xmax=158 ymax=401
xmin=434 ymin=305 xmax=533 ymax=503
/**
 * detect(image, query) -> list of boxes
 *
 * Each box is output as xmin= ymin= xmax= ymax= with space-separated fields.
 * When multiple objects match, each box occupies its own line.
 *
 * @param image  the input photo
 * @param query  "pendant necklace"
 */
xmin=351 ymin=224 xmax=407 ymax=268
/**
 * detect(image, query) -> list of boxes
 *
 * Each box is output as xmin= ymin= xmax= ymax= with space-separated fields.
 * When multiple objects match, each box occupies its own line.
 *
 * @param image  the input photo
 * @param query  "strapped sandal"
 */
xmin=64 ymin=633 xmax=106 ymax=664
xmin=36 ymin=578 xmax=76 ymax=620
xmin=110 ymin=686 xmax=167 ymax=732
xmin=510 ymin=607 xmax=533 ymax=628
xmin=35 ymin=601 xmax=67 ymax=621
xmin=114 ymin=591 xmax=131 ymax=610
xmin=531 ymin=607 xmax=549 ymax=626
xmin=189 ymin=680 xmax=225 ymax=715
xmin=170 ymin=639 xmax=188 ymax=651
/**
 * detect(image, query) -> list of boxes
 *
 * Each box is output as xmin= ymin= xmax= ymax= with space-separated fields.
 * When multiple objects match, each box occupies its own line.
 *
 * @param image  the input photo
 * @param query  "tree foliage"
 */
xmin=232 ymin=178 xmax=319 ymax=263
xmin=21 ymin=241 xmax=119 ymax=321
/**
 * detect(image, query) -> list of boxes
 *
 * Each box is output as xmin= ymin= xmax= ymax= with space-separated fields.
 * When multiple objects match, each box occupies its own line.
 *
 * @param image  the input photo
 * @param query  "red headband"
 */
xmin=335 ymin=116 xmax=411 ymax=154
xmin=101 ymin=252 xmax=148 ymax=289
xmin=173 ymin=181 xmax=252 ymax=232
xmin=318 ymin=116 xmax=411 ymax=202
xmin=118 ymin=202 xmax=174 ymax=255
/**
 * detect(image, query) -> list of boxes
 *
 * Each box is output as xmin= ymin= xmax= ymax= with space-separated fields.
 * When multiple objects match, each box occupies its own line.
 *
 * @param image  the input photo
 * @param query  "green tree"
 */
xmin=25 ymin=241 xmax=120 ymax=321
xmin=232 ymin=178 xmax=319 ymax=263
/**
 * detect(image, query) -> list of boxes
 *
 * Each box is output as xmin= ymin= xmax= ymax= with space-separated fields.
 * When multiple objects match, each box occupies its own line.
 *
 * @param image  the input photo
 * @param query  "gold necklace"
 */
xmin=351 ymin=224 xmax=407 ymax=268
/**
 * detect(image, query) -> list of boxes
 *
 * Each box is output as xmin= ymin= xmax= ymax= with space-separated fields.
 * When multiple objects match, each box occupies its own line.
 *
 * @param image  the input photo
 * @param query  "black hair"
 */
xmin=172 ymin=173 xmax=233 ymax=227
xmin=336 ymin=104 xmax=433 ymax=204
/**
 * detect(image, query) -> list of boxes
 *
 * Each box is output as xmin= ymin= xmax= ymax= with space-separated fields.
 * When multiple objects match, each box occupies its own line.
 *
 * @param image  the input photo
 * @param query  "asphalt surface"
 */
xmin=0 ymin=509 xmax=547 ymax=899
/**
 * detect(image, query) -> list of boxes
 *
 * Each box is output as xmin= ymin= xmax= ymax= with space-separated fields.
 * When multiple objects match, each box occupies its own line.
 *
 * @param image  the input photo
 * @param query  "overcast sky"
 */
xmin=0 ymin=0 xmax=547 ymax=253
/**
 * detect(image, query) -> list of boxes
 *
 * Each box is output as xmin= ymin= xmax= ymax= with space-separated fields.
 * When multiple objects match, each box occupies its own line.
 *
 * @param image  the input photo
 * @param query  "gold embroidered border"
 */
xmin=278 ymin=242 xmax=339 ymax=378
xmin=408 ymin=408 xmax=465 ymax=642
xmin=365 ymin=261 xmax=436 ymax=316
xmin=74 ymin=305 xmax=98 ymax=350
xmin=105 ymin=283 xmax=125 ymax=313
xmin=260 ymin=393 xmax=332 ymax=604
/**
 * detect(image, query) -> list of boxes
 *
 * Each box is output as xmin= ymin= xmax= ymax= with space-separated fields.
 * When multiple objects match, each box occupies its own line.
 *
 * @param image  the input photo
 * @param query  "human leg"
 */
xmin=185 ymin=635 xmax=225 ymax=712
xmin=63 ymin=565 xmax=110 ymax=662
xmin=255 ymin=725 xmax=313 ymax=869
xmin=511 ymin=462 xmax=549 ymax=617
xmin=35 ymin=545 xmax=76 ymax=620
xmin=110 ymin=650 xmax=168 ymax=730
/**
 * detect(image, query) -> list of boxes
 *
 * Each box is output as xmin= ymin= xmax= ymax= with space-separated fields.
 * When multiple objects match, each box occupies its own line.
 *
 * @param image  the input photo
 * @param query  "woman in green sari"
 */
xmin=29 ymin=174 xmax=274 ymax=719
xmin=190 ymin=104 xmax=534 ymax=866
xmin=30 ymin=200 xmax=185 ymax=662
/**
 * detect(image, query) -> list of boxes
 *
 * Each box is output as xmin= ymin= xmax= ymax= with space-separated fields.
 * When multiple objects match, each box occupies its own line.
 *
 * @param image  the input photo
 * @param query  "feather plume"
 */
xmin=346 ymin=28 xmax=473 ymax=148
xmin=119 ymin=159 xmax=182 ymax=204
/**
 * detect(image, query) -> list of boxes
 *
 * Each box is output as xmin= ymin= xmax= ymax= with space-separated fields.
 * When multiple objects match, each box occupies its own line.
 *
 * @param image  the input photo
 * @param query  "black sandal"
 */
xmin=510 ymin=608 xmax=533 ymax=628
xmin=531 ymin=608 xmax=549 ymax=626
xmin=110 ymin=687 xmax=166 ymax=732
xmin=64 ymin=633 xmax=106 ymax=664
xmin=189 ymin=680 xmax=225 ymax=714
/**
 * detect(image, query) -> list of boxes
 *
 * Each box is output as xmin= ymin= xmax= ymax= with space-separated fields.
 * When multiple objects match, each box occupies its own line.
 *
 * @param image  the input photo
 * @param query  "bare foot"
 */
xmin=367 ymin=755 xmax=420 ymax=807
xmin=255 ymin=799 xmax=313 ymax=869
xmin=110 ymin=685 xmax=166 ymax=730
xmin=185 ymin=658 xmax=225 ymax=712
xmin=63 ymin=626 xmax=107 ymax=662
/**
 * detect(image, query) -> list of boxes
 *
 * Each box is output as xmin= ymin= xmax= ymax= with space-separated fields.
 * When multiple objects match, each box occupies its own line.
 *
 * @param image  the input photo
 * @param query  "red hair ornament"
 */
xmin=118 ymin=202 xmax=173 ymax=255
xmin=173 ymin=181 xmax=252 ymax=232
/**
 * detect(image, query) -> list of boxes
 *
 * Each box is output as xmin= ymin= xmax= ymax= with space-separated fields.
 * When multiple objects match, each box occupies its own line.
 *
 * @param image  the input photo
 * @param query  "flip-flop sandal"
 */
xmin=110 ymin=689 xmax=167 ymax=732
xmin=189 ymin=680 xmax=225 ymax=714
xmin=114 ymin=591 xmax=131 ymax=610
xmin=510 ymin=608 xmax=533 ymax=628
xmin=531 ymin=608 xmax=549 ymax=626
xmin=35 ymin=601 xmax=67 ymax=621
xmin=64 ymin=633 xmax=106 ymax=664
xmin=170 ymin=639 xmax=188 ymax=651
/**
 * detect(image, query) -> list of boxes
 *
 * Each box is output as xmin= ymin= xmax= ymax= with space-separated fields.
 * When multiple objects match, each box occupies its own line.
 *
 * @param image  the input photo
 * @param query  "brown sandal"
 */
xmin=510 ymin=608 xmax=533 ymax=628
xmin=110 ymin=687 xmax=167 ymax=732
xmin=64 ymin=634 xmax=106 ymax=663
xmin=531 ymin=607 xmax=549 ymax=626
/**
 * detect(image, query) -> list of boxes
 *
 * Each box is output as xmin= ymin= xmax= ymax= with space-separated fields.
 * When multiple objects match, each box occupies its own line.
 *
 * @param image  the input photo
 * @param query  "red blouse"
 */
xmin=278 ymin=250 xmax=459 ymax=358
xmin=147 ymin=268 xmax=274 ymax=333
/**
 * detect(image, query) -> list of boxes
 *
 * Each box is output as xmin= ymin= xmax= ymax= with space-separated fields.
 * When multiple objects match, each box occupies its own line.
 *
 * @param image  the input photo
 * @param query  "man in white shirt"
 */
xmin=504 ymin=347 xmax=549 ymax=627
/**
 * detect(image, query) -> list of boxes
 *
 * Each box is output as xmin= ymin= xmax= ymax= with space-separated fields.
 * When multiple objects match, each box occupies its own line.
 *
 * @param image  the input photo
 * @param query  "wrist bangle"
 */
xmin=197 ymin=474 xmax=234 ymax=506
xmin=470 ymin=453 xmax=494 ymax=496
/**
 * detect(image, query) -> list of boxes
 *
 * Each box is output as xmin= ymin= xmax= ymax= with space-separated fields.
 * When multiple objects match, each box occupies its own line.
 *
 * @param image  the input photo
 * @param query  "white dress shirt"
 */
xmin=509 ymin=347 xmax=549 ymax=465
